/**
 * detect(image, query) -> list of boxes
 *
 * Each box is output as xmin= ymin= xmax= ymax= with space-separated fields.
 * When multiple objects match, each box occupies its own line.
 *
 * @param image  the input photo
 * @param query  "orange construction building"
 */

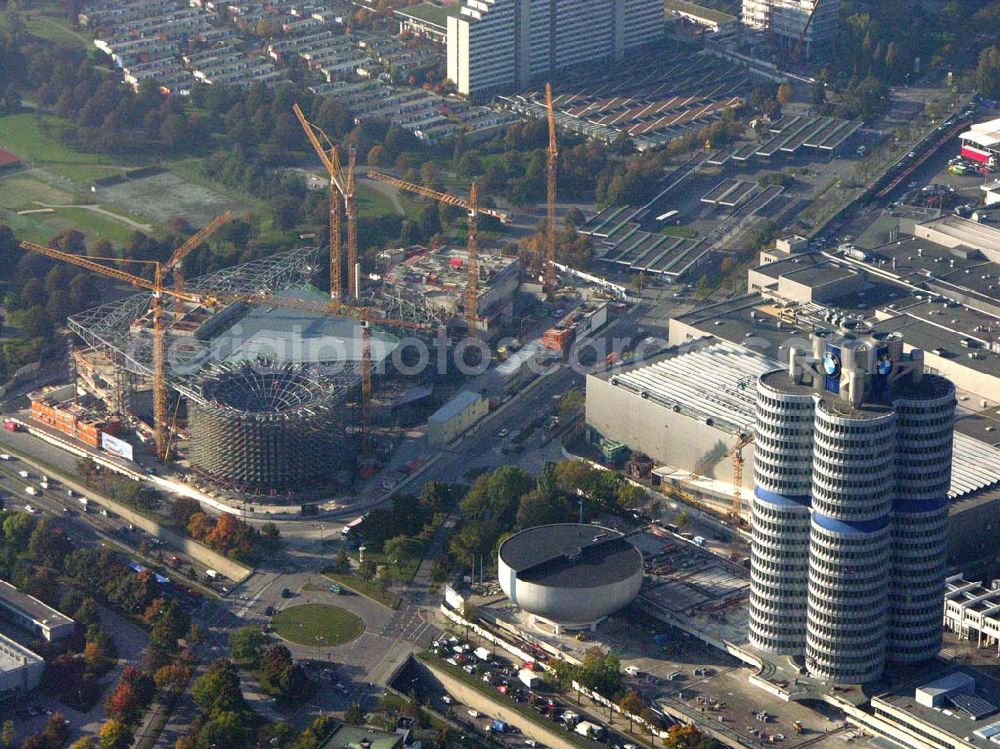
xmin=29 ymin=386 xmax=121 ymax=448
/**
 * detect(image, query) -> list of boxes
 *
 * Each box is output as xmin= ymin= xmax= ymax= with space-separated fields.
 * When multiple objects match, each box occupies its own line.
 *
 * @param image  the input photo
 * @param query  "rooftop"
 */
xmin=0 ymin=632 xmax=43 ymax=674
xmin=393 ymin=2 xmax=461 ymax=29
xmin=874 ymin=667 xmax=1000 ymax=749
xmin=663 ymin=0 xmax=736 ymax=24
xmin=0 ymin=578 xmax=73 ymax=630
xmin=320 ymin=725 xmax=401 ymax=749
xmin=920 ymin=215 xmax=1000 ymax=256
xmin=871 ymin=310 xmax=1000 ymax=380
xmin=498 ymin=524 xmax=643 ymax=588
xmin=779 ymin=261 xmax=859 ymax=289
xmin=960 ymin=117 xmax=1000 ymax=149
xmin=602 ymin=340 xmax=777 ymax=434
xmin=428 ymin=390 xmax=482 ymax=424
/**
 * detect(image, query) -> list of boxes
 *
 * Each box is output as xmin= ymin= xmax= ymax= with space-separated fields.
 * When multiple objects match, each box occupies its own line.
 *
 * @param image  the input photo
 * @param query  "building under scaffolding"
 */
xmin=65 ymin=247 xmax=440 ymax=497
xmin=187 ymin=361 xmax=345 ymax=496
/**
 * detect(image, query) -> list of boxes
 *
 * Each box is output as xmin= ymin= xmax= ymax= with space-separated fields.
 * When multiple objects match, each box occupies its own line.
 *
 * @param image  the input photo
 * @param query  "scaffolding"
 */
xmin=187 ymin=360 xmax=349 ymax=497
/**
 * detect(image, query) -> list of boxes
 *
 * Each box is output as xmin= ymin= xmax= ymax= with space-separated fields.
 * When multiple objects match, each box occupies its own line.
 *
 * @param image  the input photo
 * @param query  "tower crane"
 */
xmin=729 ymin=432 xmax=754 ymax=560
xmin=293 ymin=102 xmax=349 ymax=301
xmin=366 ymin=170 xmax=511 ymax=337
xmin=544 ymin=82 xmax=559 ymax=294
xmin=164 ymin=210 xmax=233 ymax=314
xmin=18 ymin=241 xmax=206 ymax=459
xmin=790 ymin=3 xmax=820 ymax=65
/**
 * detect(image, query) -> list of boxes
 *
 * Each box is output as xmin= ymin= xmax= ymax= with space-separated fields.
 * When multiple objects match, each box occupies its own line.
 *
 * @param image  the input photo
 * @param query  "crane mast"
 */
xmin=346 ymin=146 xmax=358 ymax=300
xmin=464 ymin=182 xmax=479 ymax=336
xmin=545 ymin=82 xmax=558 ymax=294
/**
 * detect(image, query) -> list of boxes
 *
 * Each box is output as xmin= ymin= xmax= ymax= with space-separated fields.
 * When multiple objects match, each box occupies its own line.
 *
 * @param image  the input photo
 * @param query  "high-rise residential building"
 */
xmin=748 ymin=329 xmax=955 ymax=684
xmin=446 ymin=0 xmax=663 ymax=97
xmin=740 ymin=0 xmax=840 ymax=60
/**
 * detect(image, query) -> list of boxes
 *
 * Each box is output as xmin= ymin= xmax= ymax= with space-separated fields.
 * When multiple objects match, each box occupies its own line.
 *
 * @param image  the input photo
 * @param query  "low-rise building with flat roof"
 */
xmin=868 ymin=668 xmax=1000 ymax=749
xmin=427 ymin=389 xmax=487 ymax=446
xmin=0 ymin=634 xmax=44 ymax=704
xmin=0 ymin=579 xmax=75 ymax=642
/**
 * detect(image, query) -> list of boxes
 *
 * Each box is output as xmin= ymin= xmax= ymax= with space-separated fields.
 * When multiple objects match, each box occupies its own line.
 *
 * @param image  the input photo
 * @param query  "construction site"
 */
xmin=12 ymin=89 xmax=574 ymax=502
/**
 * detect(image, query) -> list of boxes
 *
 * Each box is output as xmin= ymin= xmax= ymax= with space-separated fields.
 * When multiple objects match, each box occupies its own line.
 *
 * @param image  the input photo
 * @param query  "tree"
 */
xmin=192 ymin=659 xmax=245 ymax=715
xmin=776 ymin=82 xmax=792 ymax=104
xmin=563 ymin=207 xmax=585 ymax=228
xmin=618 ymin=691 xmax=645 ymax=730
xmin=69 ymin=739 xmax=96 ymax=749
xmin=98 ymin=720 xmax=132 ymax=749
xmin=978 ymin=46 xmax=1000 ymax=98
xmin=366 ymin=144 xmax=386 ymax=166
xmin=1 ymin=721 xmax=14 ymax=749
xmin=187 ymin=512 xmax=215 ymax=540
xmin=171 ymin=496 xmax=201 ymax=527
xmin=229 ymin=626 xmax=265 ymax=666
xmin=3 ymin=512 xmax=37 ymax=551
xmin=333 ymin=548 xmax=350 ymax=573
xmin=153 ymin=664 xmax=191 ymax=692
xmin=357 ymin=558 xmax=377 ymax=581
xmin=344 ymin=703 xmax=366 ymax=725
xmin=383 ymin=535 xmax=421 ymax=565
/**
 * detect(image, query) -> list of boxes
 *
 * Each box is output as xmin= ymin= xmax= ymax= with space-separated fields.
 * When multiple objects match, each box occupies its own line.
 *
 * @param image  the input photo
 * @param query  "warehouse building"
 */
xmin=427 ymin=390 xmax=488 ymax=446
xmin=0 ymin=634 xmax=44 ymax=704
xmin=446 ymin=0 xmax=663 ymax=96
xmin=0 ymin=579 xmax=75 ymax=643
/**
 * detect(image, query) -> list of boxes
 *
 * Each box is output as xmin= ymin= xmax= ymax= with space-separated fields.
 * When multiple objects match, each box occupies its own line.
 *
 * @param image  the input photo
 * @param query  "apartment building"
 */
xmin=740 ymin=0 xmax=840 ymax=60
xmin=447 ymin=0 xmax=663 ymax=97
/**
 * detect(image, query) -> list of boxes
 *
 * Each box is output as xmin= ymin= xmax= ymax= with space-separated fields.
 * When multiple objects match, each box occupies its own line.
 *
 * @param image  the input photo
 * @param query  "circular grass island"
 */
xmin=271 ymin=603 xmax=363 ymax=647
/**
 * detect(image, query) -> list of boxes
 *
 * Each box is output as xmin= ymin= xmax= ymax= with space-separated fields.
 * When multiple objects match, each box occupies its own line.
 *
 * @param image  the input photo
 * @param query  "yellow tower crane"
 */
xmin=544 ymin=82 xmax=559 ymax=294
xmin=729 ymin=432 xmax=754 ymax=560
xmin=165 ymin=210 xmax=233 ymax=314
xmin=292 ymin=103 xmax=350 ymax=301
xmin=366 ymin=170 xmax=511 ymax=337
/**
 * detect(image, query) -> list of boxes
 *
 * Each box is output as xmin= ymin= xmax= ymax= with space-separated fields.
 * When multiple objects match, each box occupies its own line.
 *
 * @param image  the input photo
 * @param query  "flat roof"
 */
xmin=207 ymin=288 xmax=399 ymax=365
xmin=321 ymin=725 xmax=401 ymax=749
xmin=394 ymin=2 xmax=461 ymax=29
xmin=498 ymin=524 xmax=643 ymax=588
xmin=663 ymin=0 xmax=736 ymax=24
xmin=752 ymin=253 xmax=828 ymax=281
xmin=871 ymin=311 xmax=1000 ymax=379
xmin=921 ymin=215 xmax=1000 ymax=253
xmin=780 ymin=262 xmax=858 ymax=288
xmin=428 ymin=389 xmax=482 ymax=423
xmin=874 ymin=668 xmax=1000 ymax=749
xmin=0 ymin=578 xmax=73 ymax=630
xmin=0 ymin=632 xmax=43 ymax=673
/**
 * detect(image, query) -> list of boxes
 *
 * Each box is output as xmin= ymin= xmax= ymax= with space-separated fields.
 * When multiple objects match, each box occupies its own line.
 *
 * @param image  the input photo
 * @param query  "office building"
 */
xmin=0 ymin=579 xmax=75 ymax=643
xmin=447 ymin=0 xmax=663 ymax=96
xmin=747 ymin=329 xmax=955 ymax=683
xmin=740 ymin=0 xmax=840 ymax=60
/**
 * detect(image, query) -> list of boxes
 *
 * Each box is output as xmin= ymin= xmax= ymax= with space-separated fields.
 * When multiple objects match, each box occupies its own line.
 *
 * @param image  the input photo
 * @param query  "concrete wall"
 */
xmin=585 ymin=374 xmax=747 ymax=486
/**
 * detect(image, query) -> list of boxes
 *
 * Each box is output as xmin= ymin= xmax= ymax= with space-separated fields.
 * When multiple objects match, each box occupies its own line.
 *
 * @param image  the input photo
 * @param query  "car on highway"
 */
xmin=0 ymin=453 xmax=10 ymax=460
xmin=24 ymin=504 xmax=36 ymax=513
xmin=468 ymin=710 xmax=480 ymax=718
xmin=497 ymin=428 xmax=509 ymax=438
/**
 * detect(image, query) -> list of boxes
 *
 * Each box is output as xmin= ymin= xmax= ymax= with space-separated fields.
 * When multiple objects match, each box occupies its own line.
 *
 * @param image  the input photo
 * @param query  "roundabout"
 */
xmin=272 ymin=603 xmax=364 ymax=647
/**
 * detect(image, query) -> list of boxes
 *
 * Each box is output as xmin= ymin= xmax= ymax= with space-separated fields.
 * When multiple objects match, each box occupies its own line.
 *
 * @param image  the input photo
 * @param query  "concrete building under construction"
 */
xmin=63 ymin=247 xmax=437 ymax=499
xmin=186 ymin=361 xmax=347 ymax=496
xmin=379 ymin=246 xmax=520 ymax=338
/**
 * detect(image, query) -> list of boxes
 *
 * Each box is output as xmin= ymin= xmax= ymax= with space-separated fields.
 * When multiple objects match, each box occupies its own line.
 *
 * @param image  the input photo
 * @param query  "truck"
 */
xmin=205 ymin=569 xmax=219 ymax=580
xmin=518 ymin=668 xmax=541 ymax=688
xmin=474 ymin=646 xmax=491 ymax=662
xmin=4 ymin=419 xmax=20 ymax=432
xmin=24 ymin=487 xmax=37 ymax=496
xmin=575 ymin=721 xmax=605 ymax=740
xmin=78 ymin=496 xmax=89 ymax=511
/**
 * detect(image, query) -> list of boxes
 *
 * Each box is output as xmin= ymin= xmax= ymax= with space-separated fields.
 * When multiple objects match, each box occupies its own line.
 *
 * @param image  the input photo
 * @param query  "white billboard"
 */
xmin=101 ymin=432 xmax=134 ymax=462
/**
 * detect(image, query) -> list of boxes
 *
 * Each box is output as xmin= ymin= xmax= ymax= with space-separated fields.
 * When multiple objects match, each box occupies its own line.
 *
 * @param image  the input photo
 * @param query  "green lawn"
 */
xmin=271 ymin=603 xmax=363 ymax=647
xmin=0 ymin=113 xmax=108 ymax=167
xmin=325 ymin=571 xmax=401 ymax=609
xmin=356 ymin=182 xmax=423 ymax=221
xmin=0 ymin=7 xmax=90 ymax=49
